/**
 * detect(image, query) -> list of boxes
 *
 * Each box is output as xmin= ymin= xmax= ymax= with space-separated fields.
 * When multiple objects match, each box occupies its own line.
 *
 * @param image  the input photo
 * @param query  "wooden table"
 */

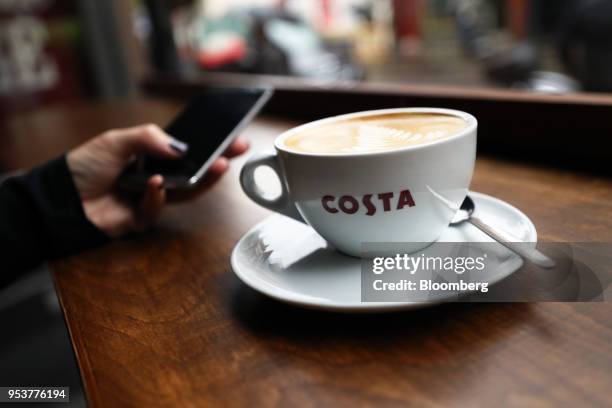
xmin=4 ymin=99 xmax=612 ymax=407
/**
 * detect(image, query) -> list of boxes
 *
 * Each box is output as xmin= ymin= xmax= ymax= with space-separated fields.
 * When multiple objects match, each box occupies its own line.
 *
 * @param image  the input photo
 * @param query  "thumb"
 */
xmin=107 ymin=124 xmax=188 ymax=160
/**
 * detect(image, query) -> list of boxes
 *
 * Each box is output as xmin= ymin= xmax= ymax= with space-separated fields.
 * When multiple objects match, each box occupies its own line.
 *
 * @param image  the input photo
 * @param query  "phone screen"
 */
xmin=141 ymin=86 xmax=272 ymax=184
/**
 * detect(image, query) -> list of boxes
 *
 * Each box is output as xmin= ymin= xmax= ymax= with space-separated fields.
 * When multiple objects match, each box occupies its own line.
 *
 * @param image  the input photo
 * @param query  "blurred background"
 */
xmin=1 ymin=1 xmax=612 ymax=406
xmin=2 ymin=0 xmax=612 ymax=116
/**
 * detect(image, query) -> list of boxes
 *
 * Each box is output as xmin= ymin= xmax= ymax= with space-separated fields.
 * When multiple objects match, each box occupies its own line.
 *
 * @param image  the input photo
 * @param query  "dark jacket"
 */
xmin=0 ymin=156 xmax=108 ymax=285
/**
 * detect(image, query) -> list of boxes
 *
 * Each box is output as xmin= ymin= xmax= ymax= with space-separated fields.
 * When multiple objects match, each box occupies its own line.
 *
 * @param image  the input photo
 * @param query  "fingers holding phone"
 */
xmin=66 ymin=87 xmax=270 ymax=236
xmin=118 ymin=87 xmax=272 ymax=192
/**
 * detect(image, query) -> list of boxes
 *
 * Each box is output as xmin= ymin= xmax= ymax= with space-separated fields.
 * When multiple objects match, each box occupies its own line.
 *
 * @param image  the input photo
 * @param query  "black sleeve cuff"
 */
xmin=23 ymin=155 xmax=111 ymax=258
xmin=0 ymin=155 xmax=110 ymax=274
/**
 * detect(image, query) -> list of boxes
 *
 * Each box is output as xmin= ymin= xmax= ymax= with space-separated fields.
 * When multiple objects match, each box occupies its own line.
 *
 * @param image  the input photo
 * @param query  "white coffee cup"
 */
xmin=240 ymin=108 xmax=477 ymax=257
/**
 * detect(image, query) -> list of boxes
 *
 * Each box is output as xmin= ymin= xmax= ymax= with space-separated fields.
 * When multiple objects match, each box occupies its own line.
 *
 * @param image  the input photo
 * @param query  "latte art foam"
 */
xmin=284 ymin=113 xmax=468 ymax=154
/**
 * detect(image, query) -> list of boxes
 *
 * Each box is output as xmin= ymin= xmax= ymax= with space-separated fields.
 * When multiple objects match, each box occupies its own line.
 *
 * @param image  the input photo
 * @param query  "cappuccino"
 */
xmin=284 ymin=113 xmax=468 ymax=154
xmin=242 ymin=107 xmax=477 ymax=257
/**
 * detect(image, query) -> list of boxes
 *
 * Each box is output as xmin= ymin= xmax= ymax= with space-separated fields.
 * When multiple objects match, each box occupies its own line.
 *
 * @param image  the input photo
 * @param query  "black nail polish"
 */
xmin=169 ymin=139 xmax=188 ymax=154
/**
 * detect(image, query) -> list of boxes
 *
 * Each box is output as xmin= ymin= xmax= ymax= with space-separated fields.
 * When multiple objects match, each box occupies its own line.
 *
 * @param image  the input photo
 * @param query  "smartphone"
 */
xmin=118 ymin=86 xmax=273 ymax=191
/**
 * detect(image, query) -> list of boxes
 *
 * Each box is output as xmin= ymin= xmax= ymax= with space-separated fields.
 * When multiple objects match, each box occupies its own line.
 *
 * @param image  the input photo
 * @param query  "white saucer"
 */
xmin=231 ymin=191 xmax=538 ymax=312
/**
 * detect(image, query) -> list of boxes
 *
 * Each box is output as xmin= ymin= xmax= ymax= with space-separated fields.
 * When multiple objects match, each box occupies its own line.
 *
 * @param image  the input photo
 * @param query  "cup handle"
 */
xmin=240 ymin=151 xmax=304 ymax=222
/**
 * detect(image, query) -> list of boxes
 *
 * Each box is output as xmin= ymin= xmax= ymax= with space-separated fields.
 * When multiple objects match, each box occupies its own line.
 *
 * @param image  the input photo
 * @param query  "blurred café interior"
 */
xmin=4 ymin=0 xmax=612 ymax=104
xmin=1 ymin=0 xmax=612 ymax=406
xmin=2 ymin=0 xmax=612 ymax=171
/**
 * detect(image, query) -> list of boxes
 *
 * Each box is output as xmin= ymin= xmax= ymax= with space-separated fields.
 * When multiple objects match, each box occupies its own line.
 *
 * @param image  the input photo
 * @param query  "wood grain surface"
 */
xmin=4 ymin=99 xmax=611 ymax=407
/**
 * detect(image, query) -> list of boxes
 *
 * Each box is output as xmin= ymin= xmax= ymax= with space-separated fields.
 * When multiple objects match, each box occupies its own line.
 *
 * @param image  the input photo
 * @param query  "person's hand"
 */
xmin=66 ymin=124 xmax=248 ymax=237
